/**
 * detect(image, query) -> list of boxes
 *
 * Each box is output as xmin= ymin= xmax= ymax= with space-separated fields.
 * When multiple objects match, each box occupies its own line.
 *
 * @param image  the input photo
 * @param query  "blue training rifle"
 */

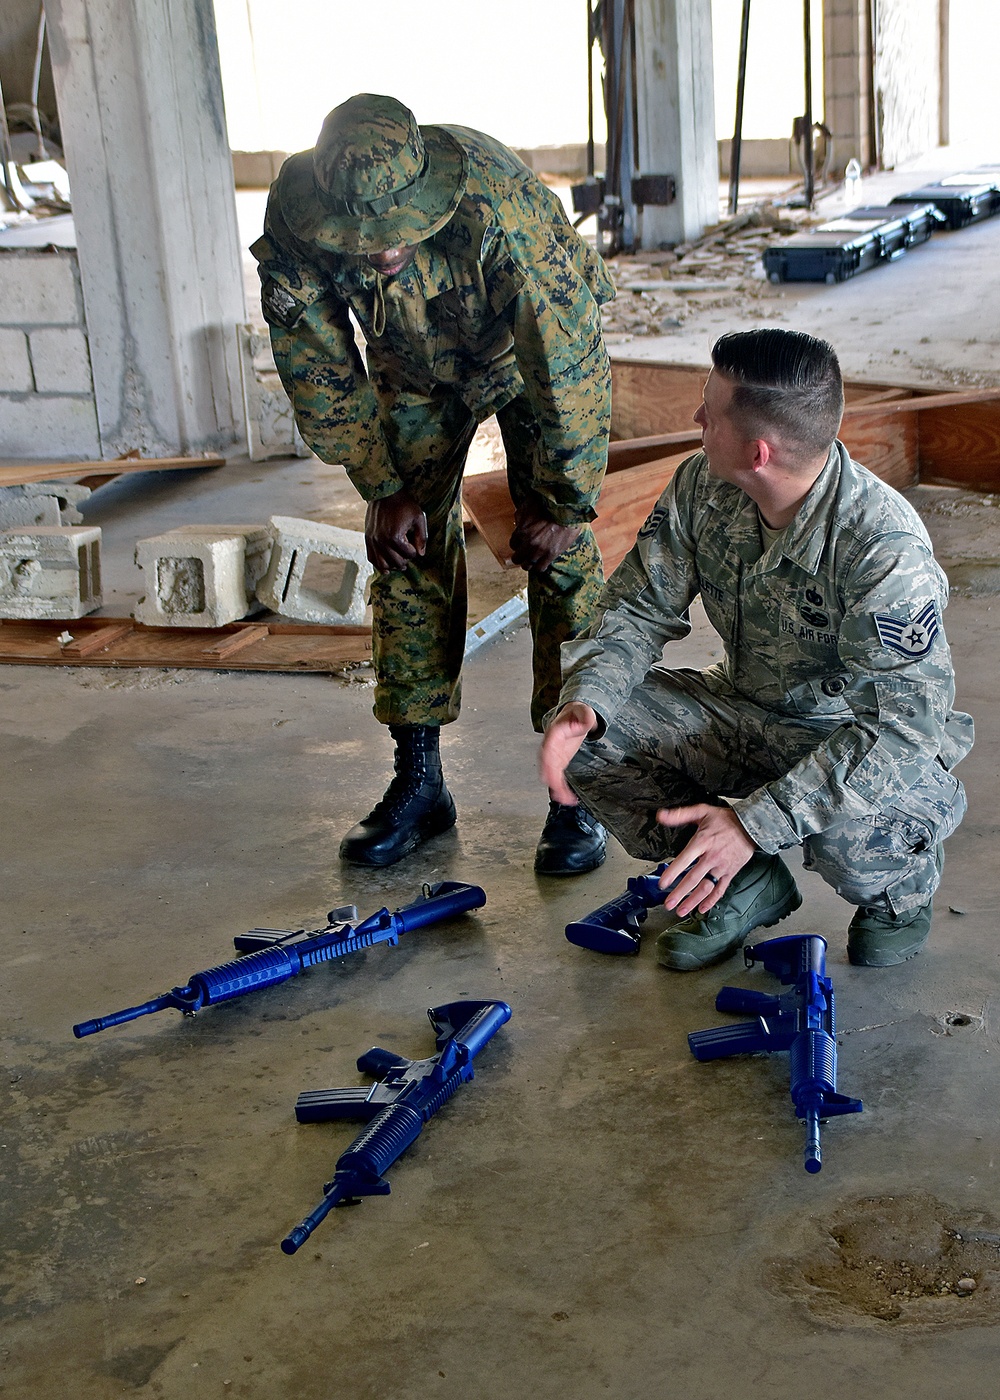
xmin=687 ymin=933 xmax=863 ymax=1173
xmin=72 ymin=882 xmax=487 ymax=1038
xmin=566 ymin=861 xmax=689 ymax=954
xmin=281 ymin=998 xmax=512 ymax=1254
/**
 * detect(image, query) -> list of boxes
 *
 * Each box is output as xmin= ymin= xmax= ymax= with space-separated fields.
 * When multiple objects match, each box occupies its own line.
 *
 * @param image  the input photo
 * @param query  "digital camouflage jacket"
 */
xmin=558 ymin=444 xmax=974 ymax=851
xmin=252 ymin=127 xmax=615 ymax=526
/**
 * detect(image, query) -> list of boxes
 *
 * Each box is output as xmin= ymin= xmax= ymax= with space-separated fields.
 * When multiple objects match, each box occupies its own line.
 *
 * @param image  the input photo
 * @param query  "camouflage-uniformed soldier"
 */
xmin=253 ymin=93 xmax=613 ymax=872
xmin=541 ymin=329 xmax=973 ymax=969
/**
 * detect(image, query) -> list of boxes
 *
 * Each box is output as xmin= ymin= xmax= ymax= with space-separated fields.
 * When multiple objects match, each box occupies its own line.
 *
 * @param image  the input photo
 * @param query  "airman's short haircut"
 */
xmin=711 ymin=329 xmax=844 ymax=457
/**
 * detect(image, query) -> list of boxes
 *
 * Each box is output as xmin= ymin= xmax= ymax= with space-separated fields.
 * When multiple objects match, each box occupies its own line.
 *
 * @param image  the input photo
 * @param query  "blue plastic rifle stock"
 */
xmin=566 ymin=861 xmax=690 ymax=954
xmin=688 ymin=933 xmax=863 ymax=1173
xmin=281 ymin=998 xmax=512 ymax=1254
xmin=72 ymin=882 xmax=487 ymax=1038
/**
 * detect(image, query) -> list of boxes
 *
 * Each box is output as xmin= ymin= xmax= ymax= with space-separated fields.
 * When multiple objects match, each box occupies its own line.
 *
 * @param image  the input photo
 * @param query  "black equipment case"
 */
xmin=763 ymin=203 xmax=943 ymax=285
xmin=890 ymin=173 xmax=1000 ymax=229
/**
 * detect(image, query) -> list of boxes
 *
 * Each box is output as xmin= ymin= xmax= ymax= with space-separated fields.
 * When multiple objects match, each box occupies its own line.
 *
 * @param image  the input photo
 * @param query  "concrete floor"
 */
xmin=4 ymin=143 xmax=1000 ymax=1399
xmin=3 ymin=482 xmax=999 ymax=1398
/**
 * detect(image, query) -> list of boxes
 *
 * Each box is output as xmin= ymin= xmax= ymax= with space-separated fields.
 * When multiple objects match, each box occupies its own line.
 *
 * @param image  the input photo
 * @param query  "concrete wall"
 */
xmin=823 ymin=0 xmax=875 ymax=174
xmin=40 ymin=0 xmax=248 ymax=462
xmin=0 ymin=248 xmax=100 ymax=460
xmin=876 ymin=0 xmax=942 ymax=169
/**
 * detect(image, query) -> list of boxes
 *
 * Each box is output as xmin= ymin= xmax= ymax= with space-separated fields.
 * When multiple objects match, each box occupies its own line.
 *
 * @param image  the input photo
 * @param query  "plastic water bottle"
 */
xmin=844 ymin=158 xmax=863 ymax=208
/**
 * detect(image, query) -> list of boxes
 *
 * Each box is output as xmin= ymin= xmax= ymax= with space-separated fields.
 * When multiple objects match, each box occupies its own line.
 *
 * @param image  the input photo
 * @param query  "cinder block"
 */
xmin=0 ymin=328 xmax=32 ymax=391
xmin=0 ymin=251 xmax=80 ymax=324
xmin=29 ymin=327 xmax=93 ymax=393
xmin=256 ymin=516 xmax=373 ymax=625
xmin=133 ymin=525 xmax=272 ymax=627
xmin=0 ymin=481 xmax=91 ymax=528
xmin=0 ymin=525 xmax=102 ymax=619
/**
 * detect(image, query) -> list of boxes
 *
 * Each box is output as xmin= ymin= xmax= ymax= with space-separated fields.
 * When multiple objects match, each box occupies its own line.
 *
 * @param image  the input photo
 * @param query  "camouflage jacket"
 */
xmin=252 ymin=127 xmax=615 ymax=526
xmin=558 ymin=444 xmax=974 ymax=851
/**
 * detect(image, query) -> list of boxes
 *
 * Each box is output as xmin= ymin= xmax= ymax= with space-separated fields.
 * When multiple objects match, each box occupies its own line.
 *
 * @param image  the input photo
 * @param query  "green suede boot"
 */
xmin=655 ymin=852 xmax=802 ymax=971
xmin=847 ymin=841 xmax=941 ymax=966
xmin=847 ymin=902 xmax=933 ymax=966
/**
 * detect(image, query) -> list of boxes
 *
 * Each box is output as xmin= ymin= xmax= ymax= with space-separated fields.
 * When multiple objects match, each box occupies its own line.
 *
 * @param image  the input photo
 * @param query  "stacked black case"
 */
xmin=890 ymin=173 xmax=1000 ymax=229
xmin=762 ymin=202 xmax=943 ymax=285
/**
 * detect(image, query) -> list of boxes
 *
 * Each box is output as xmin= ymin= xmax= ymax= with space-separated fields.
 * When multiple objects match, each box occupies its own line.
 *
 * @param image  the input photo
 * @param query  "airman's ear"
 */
xmin=749 ymin=438 xmax=771 ymax=473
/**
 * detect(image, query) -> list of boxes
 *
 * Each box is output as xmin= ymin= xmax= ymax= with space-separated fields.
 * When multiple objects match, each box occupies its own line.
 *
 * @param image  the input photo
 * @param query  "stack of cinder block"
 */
xmin=133 ymin=525 xmax=273 ymax=628
xmin=0 ymin=525 xmax=102 ymax=618
xmin=134 ymin=517 xmax=373 ymax=627
xmin=0 ymin=516 xmax=374 ymax=628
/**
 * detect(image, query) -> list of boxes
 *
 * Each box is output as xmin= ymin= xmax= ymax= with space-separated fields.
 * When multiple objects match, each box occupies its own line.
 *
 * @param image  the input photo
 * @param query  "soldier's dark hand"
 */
xmin=365 ymin=487 xmax=428 ymax=573
xmin=509 ymin=492 xmax=581 ymax=572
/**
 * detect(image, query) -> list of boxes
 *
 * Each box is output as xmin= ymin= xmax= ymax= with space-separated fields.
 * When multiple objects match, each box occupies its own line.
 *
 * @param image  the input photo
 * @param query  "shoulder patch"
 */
xmin=261 ymin=278 xmax=305 ymax=330
xmin=873 ymin=601 xmax=939 ymax=657
xmin=638 ymin=504 xmax=668 ymax=540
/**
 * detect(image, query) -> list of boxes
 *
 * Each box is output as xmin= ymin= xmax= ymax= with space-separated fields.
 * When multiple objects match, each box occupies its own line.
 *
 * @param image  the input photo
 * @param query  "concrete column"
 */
xmin=823 ymin=0 xmax=875 ymax=174
xmin=633 ymin=0 xmax=718 ymax=246
xmin=43 ymin=0 xmax=247 ymax=457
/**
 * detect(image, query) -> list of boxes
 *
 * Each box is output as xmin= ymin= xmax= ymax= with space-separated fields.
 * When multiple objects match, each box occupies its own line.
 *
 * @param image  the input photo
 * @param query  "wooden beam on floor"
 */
xmin=0 ymin=618 xmax=372 ymax=673
xmin=0 ymin=454 xmax=226 ymax=490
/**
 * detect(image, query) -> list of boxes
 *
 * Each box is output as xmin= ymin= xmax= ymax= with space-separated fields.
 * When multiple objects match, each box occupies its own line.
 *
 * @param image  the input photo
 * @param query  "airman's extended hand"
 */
xmin=538 ymin=702 xmax=599 ymax=804
xmin=656 ymin=803 xmax=758 ymax=918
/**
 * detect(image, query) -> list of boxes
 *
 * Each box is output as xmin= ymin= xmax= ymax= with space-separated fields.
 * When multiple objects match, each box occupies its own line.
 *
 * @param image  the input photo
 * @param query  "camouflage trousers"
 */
xmin=566 ymin=665 xmax=967 ymax=916
xmin=370 ymin=393 xmax=605 ymax=731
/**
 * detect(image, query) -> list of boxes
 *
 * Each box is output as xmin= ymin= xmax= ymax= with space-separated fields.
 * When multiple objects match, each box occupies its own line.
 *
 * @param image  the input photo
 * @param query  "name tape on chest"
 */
xmin=873 ymin=600 xmax=939 ymax=658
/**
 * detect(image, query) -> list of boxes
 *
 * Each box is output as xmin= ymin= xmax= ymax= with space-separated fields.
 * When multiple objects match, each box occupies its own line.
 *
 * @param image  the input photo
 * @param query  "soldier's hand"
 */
xmin=365 ymin=488 xmax=428 ymax=573
xmin=655 ymin=804 xmax=759 ymax=918
xmin=539 ymin=702 xmax=599 ymax=804
xmin=510 ymin=493 xmax=581 ymax=572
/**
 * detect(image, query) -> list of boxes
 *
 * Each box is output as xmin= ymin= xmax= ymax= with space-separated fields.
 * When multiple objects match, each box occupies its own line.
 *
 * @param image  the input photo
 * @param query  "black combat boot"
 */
xmin=534 ymin=800 xmax=607 ymax=876
xmin=339 ymin=724 xmax=456 ymax=867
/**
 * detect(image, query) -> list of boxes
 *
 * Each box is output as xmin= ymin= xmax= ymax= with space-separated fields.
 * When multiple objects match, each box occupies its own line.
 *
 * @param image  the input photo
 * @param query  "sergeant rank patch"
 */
xmin=873 ymin=600 xmax=939 ymax=657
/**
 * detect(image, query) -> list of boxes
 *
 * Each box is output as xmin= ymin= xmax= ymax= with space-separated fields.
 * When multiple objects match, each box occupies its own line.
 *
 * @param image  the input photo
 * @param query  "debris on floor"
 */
xmin=599 ymin=204 xmax=820 ymax=343
xmin=771 ymin=1194 xmax=1000 ymax=1327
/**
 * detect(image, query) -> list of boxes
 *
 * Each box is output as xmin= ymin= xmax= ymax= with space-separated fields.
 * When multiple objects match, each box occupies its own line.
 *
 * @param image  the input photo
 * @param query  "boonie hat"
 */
xmin=278 ymin=93 xmax=468 ymax=255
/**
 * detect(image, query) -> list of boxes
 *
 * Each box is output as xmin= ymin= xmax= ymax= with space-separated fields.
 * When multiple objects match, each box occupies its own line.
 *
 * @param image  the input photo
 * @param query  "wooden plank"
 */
xmin=202 ymin=624 xmax=270 ymax=658
xmin=843 ymin=388 xmax=1000 ymax=418
xmin=463 ymin=454 xmax=688 ymax=575
xmin=0 ymin=618 xmax=372 ymax=672
xmin=610 ymin=360 xmax=706 ymax=440
xmin=607 ymin=430 xmax=702 ymax=473
xmin=462 ymin=474 xmax=518 ymax=567
xmin=917 ymin=401 xmax=1000 ymax=490
xmin=608 ymin=358 xmax=911 ymax=440
xmin=592 ymin=454 xmax=689 ymax=574
xmin=61 ymin=622 xmax=134 ymax=657
xmin=603 ymin=390 xmax=918 ymax=475
xmin=0 ymin=454 xmax=225 ymax=489
xmin=840 ymin=412 xmax=919 ymax=491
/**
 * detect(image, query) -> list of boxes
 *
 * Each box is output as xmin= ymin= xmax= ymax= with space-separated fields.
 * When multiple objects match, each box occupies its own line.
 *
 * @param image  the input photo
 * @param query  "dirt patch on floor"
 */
xmin=770 ymin=1193 xmax=1000 ymax=1328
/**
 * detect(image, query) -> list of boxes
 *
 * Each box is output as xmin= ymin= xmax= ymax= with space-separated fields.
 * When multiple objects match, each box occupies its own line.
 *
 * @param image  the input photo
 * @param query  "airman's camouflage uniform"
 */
xmin=252 ymin=127 xmax=614 ymax=731
xmin=558 ymin=445 xmax=973 ymax=915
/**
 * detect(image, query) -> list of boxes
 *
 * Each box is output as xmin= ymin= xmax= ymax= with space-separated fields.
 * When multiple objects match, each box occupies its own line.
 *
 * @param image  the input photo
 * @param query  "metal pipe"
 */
xmin=30 ymin=4 xmax=47 ymax=161
xmin=586 ymin=1 xmax=595 ymax=178
xmin=728 ymin=0 xmax=752 ymax=216
xmin=803 ymin=0 xmax=815 ymax=208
